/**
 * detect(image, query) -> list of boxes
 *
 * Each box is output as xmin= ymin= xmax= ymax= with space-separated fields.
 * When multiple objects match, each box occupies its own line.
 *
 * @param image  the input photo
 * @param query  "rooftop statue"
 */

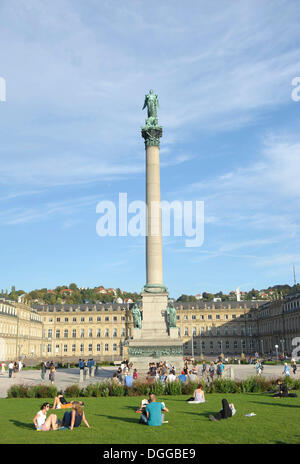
xmin=142 ymin=89 xmax=159 ymax=127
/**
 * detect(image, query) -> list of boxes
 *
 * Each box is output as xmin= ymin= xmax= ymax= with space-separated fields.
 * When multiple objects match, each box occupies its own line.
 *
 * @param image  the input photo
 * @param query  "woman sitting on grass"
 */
xmin=187 ymin=384 xmax=205 ymax=403
xmin=33 ymin=402 xmax=59 ymax=431
xmin=61 ymin=402 xmax=91 ymax=431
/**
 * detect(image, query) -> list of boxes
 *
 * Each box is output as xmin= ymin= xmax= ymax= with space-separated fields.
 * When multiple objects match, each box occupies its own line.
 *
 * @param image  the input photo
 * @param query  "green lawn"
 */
xmin=1 ymin=394 xmax=300 ymax=444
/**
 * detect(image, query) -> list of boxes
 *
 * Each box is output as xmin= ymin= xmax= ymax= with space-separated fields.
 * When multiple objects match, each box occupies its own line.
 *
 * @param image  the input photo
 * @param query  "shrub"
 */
xmin=181 ymin=382 xmax=198 ymax=395
xmin=64 ymin=384 xmax=82 ymax=398
xmin=110 ymin=383 xmax=124 ymax=397
xmin=164 ymin=381 xmax=182 ymax=395
xmin=128 ymin=382 xmax=151 ymax=397
xmin=151 ymin=381 xmax=165 ymax=396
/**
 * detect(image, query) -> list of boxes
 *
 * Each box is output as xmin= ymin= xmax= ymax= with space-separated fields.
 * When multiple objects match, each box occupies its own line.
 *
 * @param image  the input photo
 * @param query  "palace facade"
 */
xmin=1 ymin=294 xmax=299 ymax=362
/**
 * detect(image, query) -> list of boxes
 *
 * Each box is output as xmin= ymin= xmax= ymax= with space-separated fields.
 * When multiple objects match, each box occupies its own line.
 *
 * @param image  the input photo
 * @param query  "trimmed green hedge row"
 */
xmin=6 ymin=376 xmax=300 ymax=398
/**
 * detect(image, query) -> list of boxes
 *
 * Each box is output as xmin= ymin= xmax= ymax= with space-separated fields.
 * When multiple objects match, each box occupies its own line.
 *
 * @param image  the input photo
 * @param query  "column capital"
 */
xmin=141 ymin=126 xmax=163 ymax=148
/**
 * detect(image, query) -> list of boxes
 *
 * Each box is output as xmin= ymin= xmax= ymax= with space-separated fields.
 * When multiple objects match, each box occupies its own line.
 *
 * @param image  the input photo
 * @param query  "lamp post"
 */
xmin=280 ymin=339 xmax=285 ymax=357
xmin=260 ymin=339 xmax=264 ymax=356
xmin=275 ymin=344 xmax=279 ymax=363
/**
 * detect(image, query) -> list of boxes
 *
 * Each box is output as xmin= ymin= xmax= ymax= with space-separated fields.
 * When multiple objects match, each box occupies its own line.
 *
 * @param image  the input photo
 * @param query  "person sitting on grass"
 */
xmin=209 ymin=398 xmax=236 ymax=422
xmin=61 ymin=402 xmax=91 ymax=431
xmin=52 ymin=395 xmax=84 ymax=410
xmin=144 ymin=393 xmax=169 ymax=426
xmin=187 ymin=384 xmax=205 ymax=403
xmin=33 ymin=402 xmax=59 ymax=431
xmin=272 ymin=379 xmax=298 ymax=398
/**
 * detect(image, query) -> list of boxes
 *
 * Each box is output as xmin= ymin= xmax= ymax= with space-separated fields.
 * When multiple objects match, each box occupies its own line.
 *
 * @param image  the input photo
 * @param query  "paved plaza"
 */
xmin=0 ymin=364 xmax=299 ymax=398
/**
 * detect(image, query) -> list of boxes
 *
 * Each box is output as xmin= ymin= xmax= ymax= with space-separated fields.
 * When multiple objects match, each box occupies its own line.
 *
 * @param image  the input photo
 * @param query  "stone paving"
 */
xmin=0 ymin=365 xmax=299 ymax=398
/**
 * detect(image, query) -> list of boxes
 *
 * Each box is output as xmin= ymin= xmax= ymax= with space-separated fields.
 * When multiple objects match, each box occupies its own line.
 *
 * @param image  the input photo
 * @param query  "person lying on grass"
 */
xmin=52 ymin=395 xmax=84 ymax=410
xmin=61 ymin=402 xmax=91 ymax=431
xmin=33 ymin=402 xmax=60 ymax=431
xmin=187 ymin=384 xmax=205 ymax=403
xmin=209 ymin=398 xmax=236 ymax=422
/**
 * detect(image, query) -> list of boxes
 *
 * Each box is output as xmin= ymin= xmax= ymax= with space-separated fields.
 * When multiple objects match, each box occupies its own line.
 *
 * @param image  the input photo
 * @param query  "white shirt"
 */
xmin=167 ymin=374 xmax=176 ymax=383
xmin=36 ymin=410 xmax=46 ymax=427
xmin=8 ymin=363 xmax=13 ymax=369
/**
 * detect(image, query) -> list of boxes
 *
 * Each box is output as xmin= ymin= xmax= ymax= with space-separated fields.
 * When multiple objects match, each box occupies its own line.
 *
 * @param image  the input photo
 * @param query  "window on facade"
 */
xmin=97 ymin=329 xmax=101 ymax=338
xmin=113 ymin=316 xmax=117 ymax=321
xmin=97 ymin=317 xmax=101 ymax=322
xmin=232 ymin=315 xmax=236 ymax=319
xmin=105 ymin=317 xmax=109 ymax=322
xmin=89 ymin=317 xmax=93 ymax=322
xmin=72 ymin=329 xmax=76 ymax=338
xmin=80 ymin=329 xmax=84 ymax=338
xmin=65 ymin=317 xmax=69 ymax=322
xmin=64 ymin=329 xmax=68 ymax=338
xmin=56 ymin=330 xmax=60 ymax=339
xmin=73 ymin=317 xmax=77 ymax=322
xmin=192 ymin=327 xmax=196 ymax=336
xmin=113 ymin=344 xmax=117 ymax=352
xmin=113 ymin=329 xmax=117 ymax=337
xmin=105 ymin=329 xmax=109 ymax=337
xmin=49 ymin=318 xmax=53 ymax=323
xmin=105 ymin=344 xmax=109 ymax=352
xmin=216 ymin=315 xmax=220 ymax=320
xmin=47 ymin=344 xmax=52 ymax=353
xmin=184 ymin=315 xmax=188 ymax=320
xmin=89 ymin=329 xmax=93 ymax=338
xmin=184 ymin=327 xmax=189 ymax=336
xmin=80 ymin=344 xmax=84 ymax=352
xmin=81 ymin=317 xmax=85 ymax=322
xmin=88 ymin=344 xmax=92 ymax=352
xmin=208 ymin=315 xmax=212 ymax=320
xmin=72 ymin=344 xmax=76 ymax=352
xmin=192 ymin=315 xmax=196 ymax=320
xmin=234 ymin=341 xmax=238 ymax=349
xmin=64 ymin=345 xmax=67 ymax=352
xmin=225 ymin=341 xmax=229 ymax=349
xmin=121 ymin=328 xmax=125 ymax=337
xmin=56 ymin=318 xmax=60 ymax=322
xmin=97 ymin=344 xmax=101 ymax=352
xmin=48 ymin=329 xmax=52 ymax=339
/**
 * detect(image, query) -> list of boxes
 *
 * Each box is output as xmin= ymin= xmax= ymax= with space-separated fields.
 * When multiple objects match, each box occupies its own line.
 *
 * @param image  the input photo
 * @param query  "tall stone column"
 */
xmin=128 ymin=90 xmax=183 ymax=371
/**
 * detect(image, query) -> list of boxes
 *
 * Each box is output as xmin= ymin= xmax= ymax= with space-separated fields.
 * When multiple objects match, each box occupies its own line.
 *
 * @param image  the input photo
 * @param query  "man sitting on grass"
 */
xmin=145 ymin=393 xmax=169 ymax=426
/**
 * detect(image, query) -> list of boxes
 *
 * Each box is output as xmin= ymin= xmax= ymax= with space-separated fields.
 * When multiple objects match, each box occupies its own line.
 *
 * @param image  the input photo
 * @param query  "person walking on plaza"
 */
xmin=49 ymin=365 xmax=56 ymax=384
xmin=41 ymin=362 xmax=47 ymax=382
xmin=201 ymin=361 xmax=207 ymax=380
xmin=283 ymin=362 xmax=290 ymax=377
xmin=18 ymin=360 xmax=23 ymax=372
xmin=8 ymin=361 xmax=13 ymax=378
xmin=292 ymin=359 xmax=297 ymax=375
xmin=216 ymin=361 xmax=225 ymax=380
xmin=13 ymin=362 xmax=18 ymax=378
xmin=255 ymin=360 xmax=262 ymax=376
xmin=208 ymin=362 xmax=215 ymax=382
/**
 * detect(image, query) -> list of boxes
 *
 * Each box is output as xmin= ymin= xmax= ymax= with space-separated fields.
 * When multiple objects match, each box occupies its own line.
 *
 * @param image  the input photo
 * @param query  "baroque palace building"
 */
xmin=1 ymin=295 xmax=299 ymax=362
xmin=0 ymin=298 xmax=43 ymax=361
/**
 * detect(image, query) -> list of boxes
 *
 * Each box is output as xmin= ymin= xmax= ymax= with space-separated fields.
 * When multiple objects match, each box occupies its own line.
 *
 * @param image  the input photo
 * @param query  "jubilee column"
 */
xmin=127 ymin=91 xmax=183 ymax=372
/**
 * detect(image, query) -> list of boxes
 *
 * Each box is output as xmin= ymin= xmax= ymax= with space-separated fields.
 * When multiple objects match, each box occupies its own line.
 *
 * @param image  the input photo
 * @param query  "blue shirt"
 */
xmin=178 ymin=374 xmax=187 ymax=383
xmin=125 ymin=375 xmax=133 ymax=387
xmin=145 ymin=402 xmax=164 ymax=426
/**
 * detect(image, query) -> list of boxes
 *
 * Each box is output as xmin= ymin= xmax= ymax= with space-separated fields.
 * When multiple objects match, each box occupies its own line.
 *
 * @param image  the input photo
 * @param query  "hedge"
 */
xmin=6 ymin=376 xmax=300 ymax=398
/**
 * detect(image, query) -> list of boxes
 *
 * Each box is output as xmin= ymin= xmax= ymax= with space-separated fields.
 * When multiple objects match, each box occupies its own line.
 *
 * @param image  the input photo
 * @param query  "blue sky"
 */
xmin=0 ymin=0 xmax=300 ymax=298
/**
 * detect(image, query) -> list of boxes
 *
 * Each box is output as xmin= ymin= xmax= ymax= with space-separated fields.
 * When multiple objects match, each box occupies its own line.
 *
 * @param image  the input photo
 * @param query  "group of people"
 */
xmin=113 ymin=360 xmax=138 ymax=387
xmin=0 ymin=360 xmax=23 ymax=378
xmin=41 ymin=361 xmax=56 ymax=384
xmin=33 ymin=397 xmax=90 ymax=432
